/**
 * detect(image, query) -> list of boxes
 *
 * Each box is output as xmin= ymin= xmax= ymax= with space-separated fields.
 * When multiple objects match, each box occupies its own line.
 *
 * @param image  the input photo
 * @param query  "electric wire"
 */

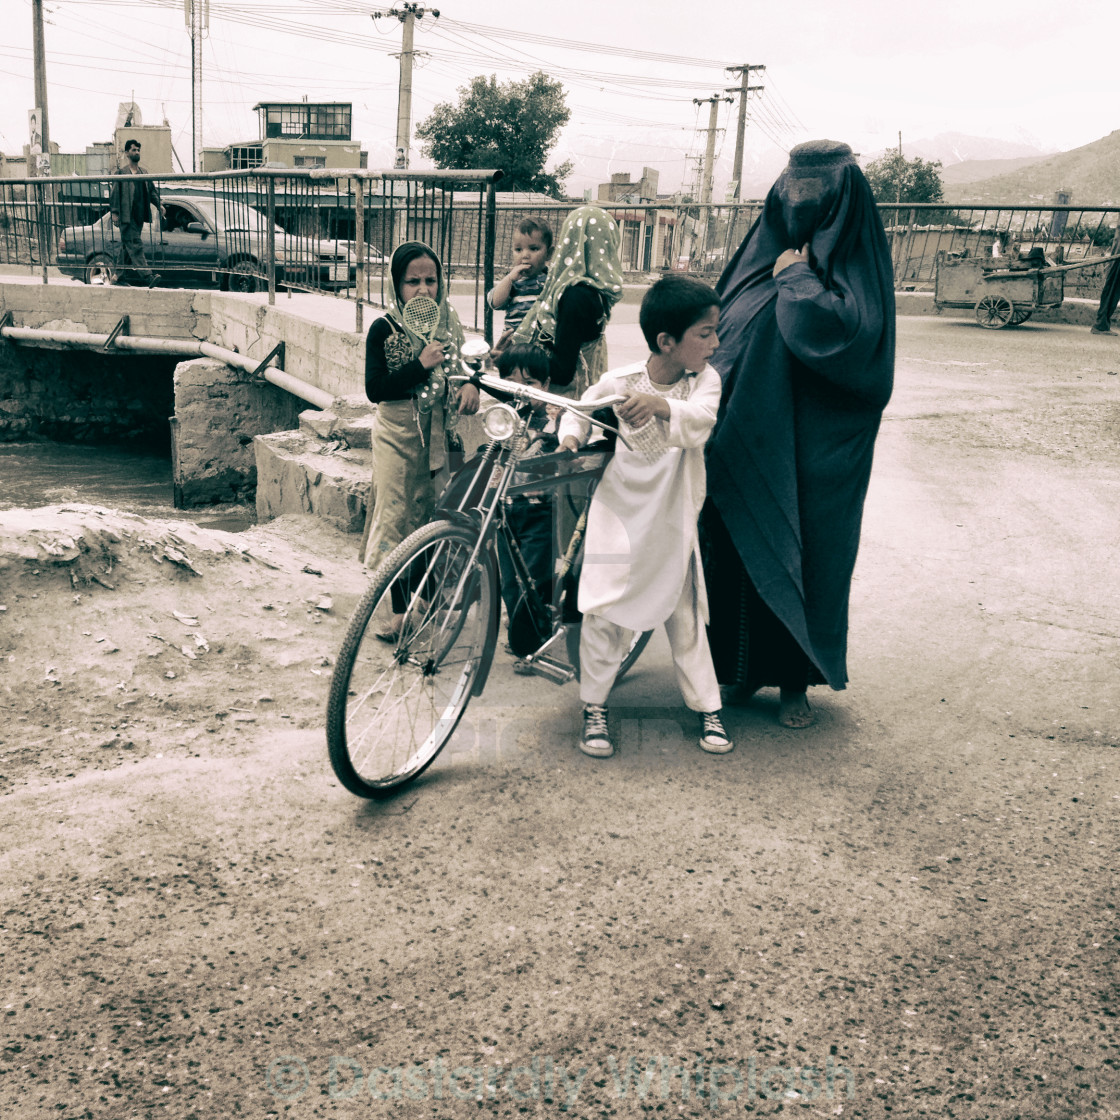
xmin=38 ymin=0 xmax=797 ymax=189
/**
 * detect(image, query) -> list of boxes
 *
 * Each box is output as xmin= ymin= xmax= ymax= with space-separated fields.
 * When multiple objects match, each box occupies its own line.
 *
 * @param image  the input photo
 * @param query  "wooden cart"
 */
xmin=934 ymin=249 xmax=1120 ymax=329
xmin=934 ymin=250 xmax=1063 ymax=328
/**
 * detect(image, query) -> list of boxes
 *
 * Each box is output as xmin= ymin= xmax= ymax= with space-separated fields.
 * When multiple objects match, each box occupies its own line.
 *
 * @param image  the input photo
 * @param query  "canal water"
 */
xmin=0 ymin=441 xmax=255 ymax=531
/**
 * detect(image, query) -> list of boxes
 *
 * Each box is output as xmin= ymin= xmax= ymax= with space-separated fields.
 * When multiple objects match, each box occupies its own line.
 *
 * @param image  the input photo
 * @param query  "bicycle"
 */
xmin=326 ymin=355 xmax=653 ymax=799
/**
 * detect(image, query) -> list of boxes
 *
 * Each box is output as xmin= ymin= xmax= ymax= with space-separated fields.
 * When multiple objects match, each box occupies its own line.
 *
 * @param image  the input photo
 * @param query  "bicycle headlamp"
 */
xmin=482 ymin=403 xmax=518 ymax=441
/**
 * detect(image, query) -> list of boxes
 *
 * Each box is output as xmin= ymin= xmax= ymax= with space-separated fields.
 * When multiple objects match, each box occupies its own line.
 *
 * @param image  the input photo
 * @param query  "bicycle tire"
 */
xmin=326 ymin=520 xmax=495 ymax=798
xmin=617 ymin=628 xmax=654 ymax=681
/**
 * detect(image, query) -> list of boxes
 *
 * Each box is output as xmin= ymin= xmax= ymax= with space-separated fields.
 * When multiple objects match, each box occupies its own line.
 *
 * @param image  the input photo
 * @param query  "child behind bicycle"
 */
xmin=495 ymin=344 xmax=559 ymax=654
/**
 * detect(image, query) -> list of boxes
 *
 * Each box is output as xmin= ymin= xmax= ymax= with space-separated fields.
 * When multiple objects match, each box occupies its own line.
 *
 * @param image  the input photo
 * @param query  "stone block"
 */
xmin=332 ymin=393 xmax=373 ymax=419
xmin=172 ymin=356 xmax=302 ymax=507
xmin=299 ymin=409 xmax=338 ymax=439
xmin=336 ymin=412 xmax=375 ymax=449
xmin=254 ymin=430 xmax=370 ymax=532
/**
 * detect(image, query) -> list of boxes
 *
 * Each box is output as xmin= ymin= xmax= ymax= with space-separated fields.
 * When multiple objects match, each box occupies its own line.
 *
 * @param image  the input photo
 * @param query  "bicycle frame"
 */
xmin=435 ymin=372 xmax=631 ymax=689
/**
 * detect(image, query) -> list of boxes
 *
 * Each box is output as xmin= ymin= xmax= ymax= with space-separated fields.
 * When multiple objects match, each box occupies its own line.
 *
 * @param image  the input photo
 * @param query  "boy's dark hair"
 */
xmin=639 ymin=275 xmax=720 ymax=351
xmin=497 ymin=343 xmax=551 ymax=384
xmin=517 ymin=217 xmax=553 ymax=255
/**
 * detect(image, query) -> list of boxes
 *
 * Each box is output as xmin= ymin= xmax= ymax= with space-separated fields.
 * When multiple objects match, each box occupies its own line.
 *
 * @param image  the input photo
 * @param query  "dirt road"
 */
xmin=1 ymin=317 xmax=1117 ymax=1118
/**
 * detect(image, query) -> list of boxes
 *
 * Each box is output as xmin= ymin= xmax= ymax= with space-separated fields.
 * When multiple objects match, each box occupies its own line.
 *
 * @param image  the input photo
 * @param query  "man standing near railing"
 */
xmin=109 ymin=139 xmax=163 ymax=287
xmin=1091 ymin=251 xmax=1120 ymax=335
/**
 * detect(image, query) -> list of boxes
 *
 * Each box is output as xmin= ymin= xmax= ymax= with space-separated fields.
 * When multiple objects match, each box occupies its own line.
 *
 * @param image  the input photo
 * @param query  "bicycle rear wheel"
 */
xmin=326 ymin=520 xmax=495 ymax=798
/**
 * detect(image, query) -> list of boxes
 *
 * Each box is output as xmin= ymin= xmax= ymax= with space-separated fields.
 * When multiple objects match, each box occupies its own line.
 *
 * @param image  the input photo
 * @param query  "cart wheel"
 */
xmin=975 ymin=295 xmax=1014 ymax=329
xmin=1008 ymin=309 xmax=1032 ymax=326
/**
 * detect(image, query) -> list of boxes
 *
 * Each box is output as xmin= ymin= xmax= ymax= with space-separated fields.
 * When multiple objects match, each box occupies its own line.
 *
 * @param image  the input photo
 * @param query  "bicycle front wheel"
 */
xmin=326 ymin=520 xmax=495 ymax=798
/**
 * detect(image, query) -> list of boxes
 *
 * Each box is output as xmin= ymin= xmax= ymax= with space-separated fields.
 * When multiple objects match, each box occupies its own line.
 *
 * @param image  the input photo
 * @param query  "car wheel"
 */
xmin=225 ymin=259 xmax=265 ymax=293
xmin=86 ymin=253 xmax=117 ymax=286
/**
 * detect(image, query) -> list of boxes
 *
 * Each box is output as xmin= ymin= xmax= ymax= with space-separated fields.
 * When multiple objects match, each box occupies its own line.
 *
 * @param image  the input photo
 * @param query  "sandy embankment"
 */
xmin=0 ymin=505 xmax=366 ymax=792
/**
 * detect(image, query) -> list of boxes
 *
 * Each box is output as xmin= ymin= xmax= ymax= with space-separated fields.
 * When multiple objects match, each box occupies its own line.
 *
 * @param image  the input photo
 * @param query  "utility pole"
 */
xmin=691 ymin=94 xmax=732 ymax=268
xmin=30 ymin=0 xmax=50 ymax=176
xmin=692 ymin=94 xmax=734 ymax=207
xmin=185 ymin=0 xmax=208 ymax=172
xmin=373 ymin=3 xmax=439 ymax=169
xmin=897 ymin=130 xmax=902 ymax=205
xmin=684 ymin=155 xmax=704 ymax=200
xmin=724 ymin=64 xmax=764 ymax=201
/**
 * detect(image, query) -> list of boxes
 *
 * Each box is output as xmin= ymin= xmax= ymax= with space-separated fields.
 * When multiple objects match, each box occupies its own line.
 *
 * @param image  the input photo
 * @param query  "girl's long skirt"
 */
xmin=360 ymin=400 xmax=437 ymax=569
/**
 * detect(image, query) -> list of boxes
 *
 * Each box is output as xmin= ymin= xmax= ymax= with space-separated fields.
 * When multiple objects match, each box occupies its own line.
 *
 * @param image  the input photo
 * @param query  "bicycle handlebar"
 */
xmin=451 ymin=372 xmax=635 ymax=450
xmin=450 ymin=372 xmax=625 ymax=413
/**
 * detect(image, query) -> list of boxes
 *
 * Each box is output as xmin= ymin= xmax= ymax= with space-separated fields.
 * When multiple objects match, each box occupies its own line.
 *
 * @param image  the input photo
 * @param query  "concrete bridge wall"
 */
xmin=0 ymin=282 xmax=366 ymax=398
xmin=0 ymin=280 xmax=369 ymax=509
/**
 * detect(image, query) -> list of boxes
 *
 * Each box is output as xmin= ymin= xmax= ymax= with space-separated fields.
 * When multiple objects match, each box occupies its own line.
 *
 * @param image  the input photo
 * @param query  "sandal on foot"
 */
xmin=375 ymin=614 xmax=405 ymax=643
xmin=778 ymin=690 xmax=814 ymax=729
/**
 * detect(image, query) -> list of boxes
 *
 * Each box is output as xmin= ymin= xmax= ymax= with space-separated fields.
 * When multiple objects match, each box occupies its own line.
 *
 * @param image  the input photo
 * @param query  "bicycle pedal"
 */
xmin=521 ymin=655 xmax=574 ymax=684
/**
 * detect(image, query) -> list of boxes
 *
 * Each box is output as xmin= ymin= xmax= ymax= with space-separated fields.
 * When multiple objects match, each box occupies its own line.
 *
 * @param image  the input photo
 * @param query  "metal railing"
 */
xmin=875 ymin=202 xmax=1120 ymax=297
xmin=3 ymin=169 xmax=1119 ymax=332
xmin=0 ymin=167 xmax=502 ymax=336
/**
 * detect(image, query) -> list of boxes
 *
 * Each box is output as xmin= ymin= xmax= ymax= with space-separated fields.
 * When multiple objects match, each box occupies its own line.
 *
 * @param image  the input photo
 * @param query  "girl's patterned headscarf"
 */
xmin=511 ymin=205 xmax=623 ymax=347
xmin=385 ymin=240 xmax=465 ymax=427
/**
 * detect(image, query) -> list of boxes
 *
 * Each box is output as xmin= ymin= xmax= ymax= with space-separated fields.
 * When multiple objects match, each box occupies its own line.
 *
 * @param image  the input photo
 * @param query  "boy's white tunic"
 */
xmin=557 ymin=361 xmax=721 ymax=632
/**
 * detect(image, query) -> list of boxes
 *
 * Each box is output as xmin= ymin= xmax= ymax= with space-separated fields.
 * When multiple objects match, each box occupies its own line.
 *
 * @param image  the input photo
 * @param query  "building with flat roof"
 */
xmin=207 ymin=99 xmax=364 ymax=172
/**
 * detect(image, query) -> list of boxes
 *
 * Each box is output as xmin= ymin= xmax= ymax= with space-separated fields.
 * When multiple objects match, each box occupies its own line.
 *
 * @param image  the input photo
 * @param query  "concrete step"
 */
xmin=297 ymin=396 xmax=376 ymax=449
xmin=254 ymin=430 xmax=370 ymax=533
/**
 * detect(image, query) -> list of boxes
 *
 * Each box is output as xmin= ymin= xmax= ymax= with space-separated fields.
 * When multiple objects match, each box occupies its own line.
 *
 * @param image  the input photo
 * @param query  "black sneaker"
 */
xmin=699 ymin=710 xmax=733 ymax=754
xmin=147 ymin=273 xmax=162 ymax=288
xmin=580 ymin=703 xmax=613 ymax=758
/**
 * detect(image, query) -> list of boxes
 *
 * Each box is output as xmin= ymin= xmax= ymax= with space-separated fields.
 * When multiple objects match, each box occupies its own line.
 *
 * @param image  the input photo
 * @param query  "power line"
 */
xmin=41 ymin=0 xmax=798 ymax=189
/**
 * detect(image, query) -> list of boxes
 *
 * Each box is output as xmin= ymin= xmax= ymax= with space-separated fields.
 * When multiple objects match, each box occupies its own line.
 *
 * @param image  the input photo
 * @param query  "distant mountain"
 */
xmin=944 ymin=130 xmax=1120 ymax=206
xmin=863 ymin=131 xmax=1052 ymax=169
xmin=941 ymin=155 xmax=1049 ymax=185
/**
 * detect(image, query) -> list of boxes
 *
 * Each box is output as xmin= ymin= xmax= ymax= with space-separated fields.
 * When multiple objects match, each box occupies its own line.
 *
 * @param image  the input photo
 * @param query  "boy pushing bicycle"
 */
xmin=558 ymin=275 xmax=732 ymax=759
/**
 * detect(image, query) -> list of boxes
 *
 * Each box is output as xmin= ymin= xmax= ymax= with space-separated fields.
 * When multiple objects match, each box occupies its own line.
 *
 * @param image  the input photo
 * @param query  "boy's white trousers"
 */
xmin=578 ymin=568 xmax=720 ymax=712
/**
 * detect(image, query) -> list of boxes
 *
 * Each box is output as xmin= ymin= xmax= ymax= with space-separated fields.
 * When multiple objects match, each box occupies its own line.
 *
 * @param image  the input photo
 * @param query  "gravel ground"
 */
xmin=1 ymin=317 xmax=1117 ymax=1119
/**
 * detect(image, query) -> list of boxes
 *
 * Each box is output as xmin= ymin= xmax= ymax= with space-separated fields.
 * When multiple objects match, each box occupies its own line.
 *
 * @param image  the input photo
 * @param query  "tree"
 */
xmin=863 ymin=152 xmax=945 ymax=205
xmin=416 ymin=71 xmax=573 ymax=197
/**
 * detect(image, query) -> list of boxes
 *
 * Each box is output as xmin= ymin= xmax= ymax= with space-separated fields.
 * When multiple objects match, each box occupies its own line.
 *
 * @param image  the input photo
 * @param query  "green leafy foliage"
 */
xmin=1058 ymin=220 xmax=1117 ymax=247
xmin=864 ymin=152 xmax=945 ymax=204
xmin=416 ymin=72 xmax=573 ymax=198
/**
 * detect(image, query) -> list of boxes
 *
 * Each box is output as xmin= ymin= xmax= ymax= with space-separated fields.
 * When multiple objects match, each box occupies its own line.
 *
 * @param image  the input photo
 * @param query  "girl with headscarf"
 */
xmin=511 ymin=204 xmax=624 ymax=398
xmin=361 ymin=242 xmax=479 ymax=606
xmin=703 ymin=140 xmax=895 ymax=727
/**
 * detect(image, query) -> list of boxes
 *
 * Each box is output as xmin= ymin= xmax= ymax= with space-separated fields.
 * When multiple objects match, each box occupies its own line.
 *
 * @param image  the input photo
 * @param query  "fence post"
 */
xmin=36 ymin=179 xmax=49 ymax=284
xmin=354 ymin=176 xmax=365 ymax=336
xmin=901 ymin=207 xmax=917 ymax=286
xmin=483 ymin=178 xmax=496 ymax=345
xmin=266 ymin=175 xmax=276 ymax=306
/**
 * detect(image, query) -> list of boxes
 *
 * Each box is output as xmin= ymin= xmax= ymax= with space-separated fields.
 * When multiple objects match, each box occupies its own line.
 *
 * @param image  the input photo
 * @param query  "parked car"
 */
xmin=56 ymin=194 xmax=359 ymax=292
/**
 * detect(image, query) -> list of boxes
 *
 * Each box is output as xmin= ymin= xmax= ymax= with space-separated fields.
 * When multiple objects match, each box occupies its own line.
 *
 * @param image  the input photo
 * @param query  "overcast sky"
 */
xmin=3 ymin=0 xmax=1116 ymax=194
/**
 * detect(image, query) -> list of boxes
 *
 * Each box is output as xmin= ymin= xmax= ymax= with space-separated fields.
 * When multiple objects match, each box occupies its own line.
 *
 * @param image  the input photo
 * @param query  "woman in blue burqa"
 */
xmin=703 ymin=140 xmax=894 ymax=727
